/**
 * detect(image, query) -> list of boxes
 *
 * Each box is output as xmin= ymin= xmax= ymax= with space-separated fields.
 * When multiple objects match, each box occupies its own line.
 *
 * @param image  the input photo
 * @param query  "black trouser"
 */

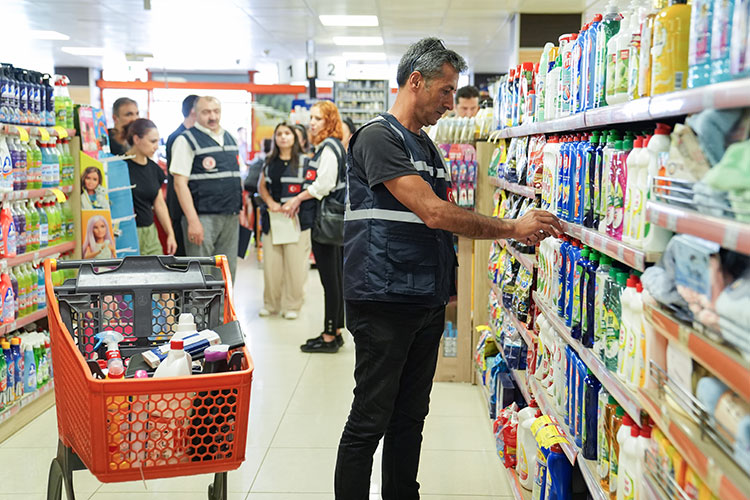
xmin=166 ymin=175 xmax=186 ymax=257
xmin=311 ymin=240 xmax=344 ymax=335
xmin=335 ymin=301 xmax=445 ymax=500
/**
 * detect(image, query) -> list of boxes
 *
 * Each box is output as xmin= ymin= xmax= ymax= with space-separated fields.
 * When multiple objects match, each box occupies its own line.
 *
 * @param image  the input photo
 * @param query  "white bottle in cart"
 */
xmin=623 ymin=136 xmax=644 ymax=246
xmin=641 ymin=124 xmax=673 ymax=252
xmin=172 ymin=313 xmax=197 ymax=340
xmin=153 ymin=339 xmax=192 ymax=378
xmin=616 ymin=423 xmax=641 ymax=500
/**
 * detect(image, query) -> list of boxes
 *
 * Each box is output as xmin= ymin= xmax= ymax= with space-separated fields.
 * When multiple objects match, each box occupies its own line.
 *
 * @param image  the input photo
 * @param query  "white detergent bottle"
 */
xmin=641 ymin=123 xmax=673 ymax=252
xmin=605 ymin=6 xmax=628 ymax=105
xmin=622 ymin=136 xmax=644 ymax=245
xmin=616 ymin=423 xmax=641 ymax=500
xmin=172 ymin=312 xmax=197 ymax=340
xmin=630 ymin=135 xmax=651 ymax=248
xmin=618 ymin=276 xmax=638 ymax=383
xmin=610 ymin=3 xmax=636 ymax=104
xmin=153 ymin=339 xmax=192 ymax=378
xmin=517 ymin=406 xmax=542 ymax=490
xmin=629 ymin=280 xmax=645 ymax=388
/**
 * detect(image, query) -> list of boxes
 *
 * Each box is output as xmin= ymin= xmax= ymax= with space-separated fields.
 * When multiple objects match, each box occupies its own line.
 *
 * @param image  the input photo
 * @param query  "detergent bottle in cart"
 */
xmin=650 ymin=0 xmax=691 ymax=95
xmin=154 ymin=339 xmax=192 ymax=378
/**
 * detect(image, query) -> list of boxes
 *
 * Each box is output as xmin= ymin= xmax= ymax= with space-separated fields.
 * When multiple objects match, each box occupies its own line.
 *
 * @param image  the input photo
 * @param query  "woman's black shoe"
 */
xmin=300 ymin=336 xmax=340 ymax=353
xmin=303 ymin=334 xmax=344 ymax=348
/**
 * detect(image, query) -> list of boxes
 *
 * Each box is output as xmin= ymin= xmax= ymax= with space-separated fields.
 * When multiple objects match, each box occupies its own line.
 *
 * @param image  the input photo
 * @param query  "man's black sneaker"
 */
xmin=300 ymin=337 xmax=340 ymax=353
xmin=303 ymin=334 xmax=344 ymax=348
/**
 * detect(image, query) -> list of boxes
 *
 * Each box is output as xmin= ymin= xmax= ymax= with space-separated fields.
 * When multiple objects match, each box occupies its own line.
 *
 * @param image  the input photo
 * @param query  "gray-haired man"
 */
xmin=169 ymin=96 xmax=242 ymax=278
xmin=335 ymin=38 xmax=562 ymax=499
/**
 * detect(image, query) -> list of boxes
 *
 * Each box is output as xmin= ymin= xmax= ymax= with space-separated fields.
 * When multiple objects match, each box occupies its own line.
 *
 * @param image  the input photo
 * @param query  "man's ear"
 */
xmin=408 ymin=71 xmax=423 ymax=90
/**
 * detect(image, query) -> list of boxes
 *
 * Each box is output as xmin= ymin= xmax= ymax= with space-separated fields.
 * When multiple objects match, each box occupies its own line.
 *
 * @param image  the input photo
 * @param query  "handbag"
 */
xmin=312 ymin=195 xmax=344 ymax=246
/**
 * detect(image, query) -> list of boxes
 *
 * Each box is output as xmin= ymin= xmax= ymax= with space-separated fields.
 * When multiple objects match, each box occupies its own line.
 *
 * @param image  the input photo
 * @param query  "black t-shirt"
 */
xmin=265 ymin=156 xmax=294 ymax=202
xmin=351 ymin=120 xmax=443 ymax=190
xmin=127 ymin=158 xmax=167 ymax=227
xmin=166 ymin=124 xmax=186 ymax=169
xmin=165 ymin=124 xmax=187 ymax=221
xmin=108 ymin=128 xmax=128 ymax=156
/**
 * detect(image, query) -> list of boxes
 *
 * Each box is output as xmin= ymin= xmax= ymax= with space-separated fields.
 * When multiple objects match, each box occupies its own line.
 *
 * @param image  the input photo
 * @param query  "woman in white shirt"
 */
xmin=282 ymin=101 xmax=347 ymax=353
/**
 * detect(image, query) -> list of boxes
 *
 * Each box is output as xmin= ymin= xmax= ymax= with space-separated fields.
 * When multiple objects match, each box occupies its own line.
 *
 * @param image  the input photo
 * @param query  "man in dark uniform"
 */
xmin=335 ymin=38 xmax=563 ymax=499
xmin=166 ymin=94 xmax=198 ymax=256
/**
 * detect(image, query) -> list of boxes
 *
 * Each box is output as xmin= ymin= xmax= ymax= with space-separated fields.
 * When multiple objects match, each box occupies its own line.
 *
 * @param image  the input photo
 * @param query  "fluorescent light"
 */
xmin=333 ymin=36 xmax=383 ymax=46
xmin=320 ymin=15 xmax=379 ymax=27
xmin=343 ymin=51 xmax=386 ymax=61
xmin=61 ymin=46 xmax=107 ymax=56
xmin=30 ymin=30 xmax=70 ymax=40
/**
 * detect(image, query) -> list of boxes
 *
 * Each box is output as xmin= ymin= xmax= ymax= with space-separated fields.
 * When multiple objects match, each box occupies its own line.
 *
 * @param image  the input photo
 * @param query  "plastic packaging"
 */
xmin=650 ymin=0 xmax=691 ymax=95
xmin=609 ymin=406 xmax=626 ymax=497
xmin=544 ymin=443 xmax=573 ymax=499
xmin=153 ymin=339 xmax=192 ymax=378
xmin=616 ymin=423 xmax=641 ymax=500
xmin=688 ymin=0 xmax=714 ymax=87
xmin=203 ymin=344 xmax=230 ymax=374
xmin=143 ymin=328 xmax=221 ymax=369
xmin=710 ymin=0 xmax=736 ymax=83
xmin=582 ymin=369 xmax=602 ymax=460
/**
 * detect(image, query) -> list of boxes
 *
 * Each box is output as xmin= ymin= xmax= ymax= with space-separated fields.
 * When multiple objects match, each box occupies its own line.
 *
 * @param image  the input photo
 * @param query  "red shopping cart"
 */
xmin=44 ymin=255 xmax=253 ymax=500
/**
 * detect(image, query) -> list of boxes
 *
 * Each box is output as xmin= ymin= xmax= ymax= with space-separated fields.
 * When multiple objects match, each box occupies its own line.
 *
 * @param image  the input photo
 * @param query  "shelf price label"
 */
xmin=13 ymin=126 xmax=29 ymax=142
xmin=52 ymin=126 xmax=68 ymax=139
xmin=36 ymin=127 xmax=51 ymax=142
xmin=50 ymin=188 xmax=67 ymax=203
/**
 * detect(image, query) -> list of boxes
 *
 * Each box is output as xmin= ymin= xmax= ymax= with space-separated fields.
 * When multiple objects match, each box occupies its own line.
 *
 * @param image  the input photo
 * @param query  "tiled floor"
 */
xmin=0 ymin=258 xmax=512 ymax=500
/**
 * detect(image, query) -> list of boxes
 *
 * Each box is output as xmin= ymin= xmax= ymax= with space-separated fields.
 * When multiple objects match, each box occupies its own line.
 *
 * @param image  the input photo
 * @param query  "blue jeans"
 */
xmin=335 ymin=301 xmax=445 ymax=500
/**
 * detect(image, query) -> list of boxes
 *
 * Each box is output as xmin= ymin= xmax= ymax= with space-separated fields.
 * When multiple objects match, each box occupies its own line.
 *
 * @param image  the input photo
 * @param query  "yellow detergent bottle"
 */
xmin=650 ymin=0 xmax=692 ymax=95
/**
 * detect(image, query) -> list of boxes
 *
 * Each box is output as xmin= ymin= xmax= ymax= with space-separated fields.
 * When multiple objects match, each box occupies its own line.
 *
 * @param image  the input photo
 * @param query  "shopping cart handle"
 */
xmin=53 ymin=256 xmax=220 ymax=269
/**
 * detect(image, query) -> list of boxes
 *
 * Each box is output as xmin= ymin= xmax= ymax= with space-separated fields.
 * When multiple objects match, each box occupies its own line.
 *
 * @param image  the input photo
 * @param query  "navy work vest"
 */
xmin=182 ymin=127 xmax=242 ymax=214
xmin=262 ymin=154 xmax=317 ymax=231
xmin=344 ymin=113 xmax=457 ymax=306
xmin=309 ymin=137 xmax=347 ymax=204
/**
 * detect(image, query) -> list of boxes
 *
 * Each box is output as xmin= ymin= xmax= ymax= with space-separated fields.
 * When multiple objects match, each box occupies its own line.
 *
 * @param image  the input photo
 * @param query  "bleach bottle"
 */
xmin=564 ymin=241 xmax=582 ymax=327
xmin=545 ymin=443 xmax=573 ymax=499
xmin=558 ymin=236 xmax=572 ymax=317
xmin=582 ymin=369 xmax=602 ymax=460
xmin=10 ymin=337 xmax=22 ymax=398
xmin=710 ymin=0 xmax=736 ymax=83
xmin=22 ymin=342 xmax=36 ymax=394
xmin=571 ymin=26 xmax=589 ymax=113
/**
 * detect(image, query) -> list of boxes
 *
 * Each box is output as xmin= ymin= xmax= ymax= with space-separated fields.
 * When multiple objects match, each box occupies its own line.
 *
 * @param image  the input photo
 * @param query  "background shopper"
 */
xmin=342 ymin=117 xmax=357 ymax=150
xmin=455 ymin=85 xmax=480 ymax=117
xmin=108 ymin=97 xmax=139 ymax=156
xmin=293 ymin=123 xmax=311 ymax=154
xmin=125 ymin=118 xmax=177 ymax=256
xmin=166 ymin=94 xmax=199 ymax=256
xmin=169 ymin=96 xmax=242 ymax=278
xmin=335 ymin=37 xmax=562 ymax=499
xmin=257 ymin=123 xmax=313 ymax=318
xmin=283 ymin=101 xmax=347 ymax=352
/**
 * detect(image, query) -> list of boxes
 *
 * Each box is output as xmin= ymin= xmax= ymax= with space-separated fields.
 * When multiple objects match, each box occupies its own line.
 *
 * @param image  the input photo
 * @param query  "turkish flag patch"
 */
xmin=305 ymin=170 xmax=317 ymax=181
xmin=447 ymin=187 xmax=455 ymax=203
xmin=288 ymin=184 xmax=301 ymax=194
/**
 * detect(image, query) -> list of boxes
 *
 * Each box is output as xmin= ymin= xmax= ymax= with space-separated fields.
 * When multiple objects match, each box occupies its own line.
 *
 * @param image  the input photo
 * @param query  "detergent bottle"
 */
xmin=596 ymin=0 xmax=624 ymax=107
xmin=650 ymin=0 xmax=692 ymax=95
xmin=536 ymin=43 xmax=555 ymax=122
xmin=710 ymin=0 xmax=736 ymax=83
xmin=688 ymin=0 xmax=714 ymax=87
xmin=571 ymin=25 xmax=589 ymax=113
xmin=583 ymin=15 xmax=603 ymax=110
xmin=610 ymin=3 xmax=635 ymax=104
xmin=627 ymin=0 xmax=650 ymax=100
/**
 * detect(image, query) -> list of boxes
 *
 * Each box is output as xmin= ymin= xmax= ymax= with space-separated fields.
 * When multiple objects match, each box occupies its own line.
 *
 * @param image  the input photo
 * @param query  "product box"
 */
xmin=671 ymin=235 xmax=725 ymax=329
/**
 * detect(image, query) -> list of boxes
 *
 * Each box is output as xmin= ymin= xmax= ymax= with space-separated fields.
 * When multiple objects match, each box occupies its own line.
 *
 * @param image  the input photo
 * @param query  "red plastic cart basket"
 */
xmin=43 ymin=255 xmax=253 ymax=500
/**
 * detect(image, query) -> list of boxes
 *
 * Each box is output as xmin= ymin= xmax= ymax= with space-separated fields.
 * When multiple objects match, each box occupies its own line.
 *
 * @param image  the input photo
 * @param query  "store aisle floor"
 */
xmin=0 ymin=258 xmax=512 ymax=500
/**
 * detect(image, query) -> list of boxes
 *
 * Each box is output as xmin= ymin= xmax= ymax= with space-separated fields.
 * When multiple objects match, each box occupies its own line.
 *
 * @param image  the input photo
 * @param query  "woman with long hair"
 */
xmin=257 ymin=122 xmax=313 ymax=319
xmin=83 ymin=215 xmax=116 ymax=259
xmin=125 ymin=118 xmax=177 ymax=255
xmin=282 ymin=101 xmax=347 ymax=353
xmin=80 ymin=166 xmax=109 ymax=210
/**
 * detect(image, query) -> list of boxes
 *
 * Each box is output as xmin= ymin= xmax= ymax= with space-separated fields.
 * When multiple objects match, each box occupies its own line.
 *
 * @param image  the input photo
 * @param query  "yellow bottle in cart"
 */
xmin=650 ymin=0 xmax=692 ymax=95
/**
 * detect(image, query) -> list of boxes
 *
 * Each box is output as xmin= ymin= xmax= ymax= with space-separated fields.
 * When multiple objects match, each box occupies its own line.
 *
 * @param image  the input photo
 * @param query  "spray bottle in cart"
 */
xmin=94 ymin=331 xmax=125 ymax=379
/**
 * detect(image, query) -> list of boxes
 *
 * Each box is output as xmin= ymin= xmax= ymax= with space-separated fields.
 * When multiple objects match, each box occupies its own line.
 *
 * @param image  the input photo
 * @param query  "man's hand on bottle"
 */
xmin=511 ymin=209 xmax=564 ymax=246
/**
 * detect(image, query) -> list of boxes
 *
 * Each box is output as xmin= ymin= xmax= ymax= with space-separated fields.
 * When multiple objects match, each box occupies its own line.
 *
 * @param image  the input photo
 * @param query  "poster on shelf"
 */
xmin=80 ymin=152 xmax=109 ymax=210
xmin=81 ymin=210 xmax=116 ymax=260
xmin=76 ymin=106 xmax=111 ymax=158
xmin=105 ymin=158 xmax=140 ymax=257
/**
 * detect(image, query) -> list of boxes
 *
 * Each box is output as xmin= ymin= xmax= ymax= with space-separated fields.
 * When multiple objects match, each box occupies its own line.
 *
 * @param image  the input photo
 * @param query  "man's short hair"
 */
xmin=193 ymin=95 xmax=220 ymax=112
xmin=112 ymin=97 xmax=137 ymax=117
xmin=181 ymin=95 xmax=199 ymax=118
xmin=396 ymin=38 xmax=467 ymax=87
xmin=456 ymin=85 xmax=480 ymax=102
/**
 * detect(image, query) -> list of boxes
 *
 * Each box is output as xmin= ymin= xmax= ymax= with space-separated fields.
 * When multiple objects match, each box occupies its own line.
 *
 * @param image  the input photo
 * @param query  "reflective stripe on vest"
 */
xmin=373 ymin=116 xmax=450 ymax=181
xmin=183 ymin=130 xmax=239 ymax=156
xmin=190 ymin=171 xmax=242 ymax=181
xmin=344 ymin=207 xmax=425 ymax=224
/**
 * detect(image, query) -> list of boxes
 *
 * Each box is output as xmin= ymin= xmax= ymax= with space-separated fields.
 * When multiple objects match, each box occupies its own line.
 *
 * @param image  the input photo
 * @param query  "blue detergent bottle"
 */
xmin=576 ymin=134 xmax=590 ymax=224
xmin=545 ymin=443 xmax=573 ymax=500
xmin=564 ymin=241 xmax=582 ymax=327
xmin=22 ymin=342 xmax=36 ymax=394
xmin=582 ymin=368 xmax=602 ymax=459
xmin=688 ymin=0 xmax=714 ymax=87
xmin=10 ymin=338 xmax=22 ymax=398
xmin=2 ymin=341 xmax=14 ymax=403
xmin=582 ymin=251 xmax=600 ymax=348
xmin=567 ymin=347 xmax=578 ymax=435
xmin=710 ymin=0 xmax=736 ymax=83
xmin=567 ymin=135 xmax=580 ymax=222
xmin=583 ymin=15 xmax=603 ymax=110
xmin=575 ymin=355 xmax=586 ymax=447
xmin=571 ymin=248 xmax=590 ymax=340
xmin=593 ymin=132 xmax=606 ymax=228
xmin=558 ymin=237 xmax=572 ymax=317
xmin=531 ymin=444 xmax=551 ymax=500
xmin=559 ymin=136 xmax=571 ymax=220
xmin=563 ymin=345 xmax=572 ymax=425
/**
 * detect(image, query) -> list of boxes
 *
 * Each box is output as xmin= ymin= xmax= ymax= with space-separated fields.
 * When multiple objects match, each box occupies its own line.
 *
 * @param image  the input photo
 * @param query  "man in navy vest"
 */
xmin=335 ymin=38 xmax=563 ymax=499
xmin=170 ymin=96 xmax=242 ymax=278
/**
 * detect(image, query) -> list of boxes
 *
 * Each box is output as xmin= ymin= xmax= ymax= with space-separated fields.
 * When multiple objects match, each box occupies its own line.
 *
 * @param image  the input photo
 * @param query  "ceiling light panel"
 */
xmin=342 ymin=52 xmax=386 ymax=60
xmin=61 ymin=46 xmax=107 ymax=56
xmin=333 ymin=36 xmax=383 ymax=46
xmin=30 ymin=30 xmax=70 ymax=40
xmin=319 ymin=15 xmax=379 ymax=26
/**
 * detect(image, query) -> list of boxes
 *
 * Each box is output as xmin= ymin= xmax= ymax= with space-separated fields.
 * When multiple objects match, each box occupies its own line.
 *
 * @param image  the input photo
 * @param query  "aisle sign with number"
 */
xmin=277 ymin=59 xmax=307 ymax=84
xmin=317 ymin=57 xmax=347 ymax=82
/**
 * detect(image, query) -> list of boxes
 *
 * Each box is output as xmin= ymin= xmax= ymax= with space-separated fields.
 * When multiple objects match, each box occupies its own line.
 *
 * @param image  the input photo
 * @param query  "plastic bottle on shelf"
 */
xmin=571 ymin=25 xmax=589 ymax=114
xmin=584 ymin=132 xmax=600 ymax=228
xmin=618 ymin=275 xmax=638 ymax=382
xmin=1 ymin=341 xmax=13 ymax=403
xmin=599 ymin=391 xmax=614 ymax=489
xmin=611 ymin=3 xmax=635 ymax=104
xmin=0 ymin=135 xmax=14 ymax=193
xmin=11 ymin=202 xmax=26 ymax=256
xmin=546 ymin=53 xmax=563 ymax=121
xmin=1 ymin=204 xmax=17 ymax=257
xmin=16 ymin=265 xmax=29 ymax=317
xmin=26 ymin=264 xmax=37 ymax=315
xmin=536 ymin=43 xmax=555 ymax=122
xmin=582 ymin=369 xmax=602 ymax=460
xmin=606 ymin=5 xmax=629 ymax=105
xmin=544 ymin=443 xmax=573 ymax=499
xmin=583 ymin=15 xmax=603 ymax=110
xmin=9 ymin=267 xmax=19 ymax=319
xmin=559 ymin=135 xmax=571 ymax=220
xmin=61 ymin=199 xmax=74 ymax=242
xmin=598 ymin=130 xmax=619 ymax=233
xmin=558 ymin=236 xmax=572 ymax=318
xmin=549 ymin=237 xmax=563 ymax=306
xmin=610 ymin=409 xmax=631 ymax=499
xmin=560 ymin=34 xmax=578 ymax=117
xmin=627 ymin=0 xmax=650 ymax=100
xmin=53 ymin=76 xmax=70 ymax=129
xmin=630 ymin=278 xmax=646 ymax=388
xmin=616 ymin=423 xmax=641 ymax=500
xmin=650 ymin=0 xmax=692 ymax=95
xmin=25 ymin=200 xmax=39 ymax=252
xmin=0 ymin=272 xmax=14 ymax=325
xmin=28 ymin=139 xmax=42 ymax=190
xmin=604 ymin=269 xmax=625 ymax=372
xmin=565 ymin=241 xmax=582 ymax=327
xmin=611 ymin=134 xmax=633 ymax=240
xmin=567 ymin=346 xmax=578 ymax=433
xmin=47 ymin=141 xmax=60 ymax=187
xmin=571 ymin=247 xmax=590 ymax=340
xmin=623 ymin=136 xmax=644 ymax=245
xmin=22 ymin=341 xmax=35 ymax=394
xmin=582 ymin=251 xmax=600 ymax=349
xmin=710 ymin=0 xmax=736 ymax=83
xmin=36 ymin=263 xmax=45 ymax=310
xmin=596 ymin=0 xmax=624 ymax=107
xmin=730 ymin=0 xmax=750 ymax=77
xmin=8 ymin=138 xmax=25 ymax=192
xmin=36 ymin=201 xmax=48 ymax=249
xmin=575 ymin=354 xmax=587 ymax=446
xmin=575 ymin=133 xmax=590 ymax=224
xmin=517 ymin=402 xmax=542 ymax=490
xmin=592 ymin=130 xmax=606 ymax=229
xmin=688 ymin=0 xmax=714 ymax=88
xmin=542 ymin=135 xmax=559 ymax=212
xmin=641 ymin=125 xmax=673 ymax=251
xmin=639 ymin=0 xmax=666 ymax=97
xmin=606 ymin=138 xmax=623 ymax=236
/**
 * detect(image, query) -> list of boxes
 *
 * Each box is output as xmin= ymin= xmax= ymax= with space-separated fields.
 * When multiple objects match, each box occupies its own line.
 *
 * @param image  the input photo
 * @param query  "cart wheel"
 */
xmin=208 ymin=472 xmax=227 ymax=500
xmin=47 ymin=459 xmax=63 ymax=500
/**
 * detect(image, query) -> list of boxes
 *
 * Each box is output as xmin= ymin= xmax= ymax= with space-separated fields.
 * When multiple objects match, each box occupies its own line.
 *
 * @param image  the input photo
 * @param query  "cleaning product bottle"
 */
xmin=650 ymin=0 xmax=692 ymax=95
xmin=571 ymin=248 xmax=590 ymax=340
xmin=11 ymin=203 xmax=25 ymax=256
xmin=596 ymin=0 xmax=624 ymax=107
xmin=605 ymin=269 xmax=624 ymax=372
xmin=612 ymin=3 xmax=635 ymax=104
xmin=626 ymin=0 xmax=648 ymax=100
xmin=631 ymin=279 xmax=646 ymax=388
xmin=559 ymin=135 xmax=571 ymax=220
xmin=542 ymin=135 xmax=560 ymax=212
xmin=592 ymin=131 xmax=606 ymax=229
xmin=710 ymin=0 xmax=736 ymax=83
xmin=641 ymin=125 xmax=673 ymax=251
xmin=582 ymin=369 xmax=602 ymax=460
xmin=594 ymin=255 xmax=612 ymax=359
xmin=547 ymin=53 xmax=563 ymax=120
xmin=584 ymin=132 xmax=599 ymax=228
xmin=599 ymin=130 xmax=620 ymax=233
xmin=2 ymin=341 xmax=13 ymax=403
xmin=153 ymin=339 xmax=192 ymax=378
xmin=1 ymin=204 xmax=17 ymax=258
xmin=559 ymin=34 xmax=576 ymax=117
xmin=618 ymin=275 xmax=637 ymax=382
xmin=545 ymin=443 xmax=573 ymax=499
xmin=536 ymin=43 xmax=555 ymax=122
xmin=1 ymin=272 xmax=14 ymax=325
xmin=531 ymin=441 xmax=551 ymax=500
xmin=22 ymin=340 xmax=35 ymax=394
xmin=630 ymin=133 xmax=651 ymax=246
xmin=606 ymin=139 xmax=624 ymax=236
xmin=616 ymin=423 xmax=641 ymax=500
xmin=36 ymin=200 xmax=48 ymax=249
xmin=688 ymin=0 xmax=714 ymax=87
xmin=583 ymin=15 xmax=603 ymax=110
xmin=582 ymin=251 xmax=600 ymax=348
xmin=567 ymin=346 xmax=577 ymax=431
xmin=575 ymin=133 xmax=590 ymax=224
xmin=558 ymin=236 xmax=572 ymax=317
xmin=575 ymin=355 xmax=587 ymax=446
xmin=729 ymin=0 xmax=750 ymax=77
xmin=10 ymin=337 xmax=22 ymax=398
xmin=623 ymin=136 xmax=643 ymax=245
xmin=599 ymin=392 xmax=614 ymax=489
xmin=572 ymin=25 xmax=589 ymax=113
xmin=565 ymin=241 xmax=582 ymax=327
xmin=612 ymin=134 xmax=633 ymax=240
xmin=0 ymin=342 xmax=6 ymax=410
xmin=94 ymin=331 xmax=125 ymax=378
xmin=517 ymin=402 xmax=542 ymax=490
xmin=610 ymin=409 xmax=630 ymax=499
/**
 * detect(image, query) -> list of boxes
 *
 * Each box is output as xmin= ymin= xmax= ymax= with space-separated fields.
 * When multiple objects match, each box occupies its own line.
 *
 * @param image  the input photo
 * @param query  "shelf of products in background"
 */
xmin=334 ymin=80 xmax=388 ymax=125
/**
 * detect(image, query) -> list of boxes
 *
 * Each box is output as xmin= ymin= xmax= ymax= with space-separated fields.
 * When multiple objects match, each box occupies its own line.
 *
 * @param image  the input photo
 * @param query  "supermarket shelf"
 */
xmin=337 ymin=97 xmax=385 ymax=103
xmin=502 ymin=463 xmax=532 ymax=500
xmin=644 ymin=301 xmax=750 ymax=401
xmin=0 ymin=308 xmax=50 ymax=337
xmin=4 ymin=241 xmax=75 ymax=268
xmin=498 ymin=239 xmax=537 ymax=271
xmin=337 ymin=88 xmax=386 ymax=93
xmin=562 ymin=221 xmax=659 ymax=272
xmin=498 ymin=343 xmax=532 ymax=405
xmin=0 ymin=380 xmax=54 ymax=433
xmin=647 ymin=200 xmax=750 ymax=256
xmin=490 ymin=78 xmax=750 ymax=139
xmin=527 ymin=376 xmax=578 ymax=464
xmin=0 ymin=184 xmax=73 ymax=202
xmin=533 ymin=291 xmax=644 ymax=426
xmin=490 ymin=283 xmax=537 ymax=346
xmin=1 ymin=124 xmax=76 ymax=138
xmin=474 ymin=362 xmax=492 ymax=408
xmin=639 ymin=388 xmax=750 ymax=500
xmin=578 ymin=456 xmax=609 ymax=500
xmin=488 ymin=176 xmax=539 ymax=199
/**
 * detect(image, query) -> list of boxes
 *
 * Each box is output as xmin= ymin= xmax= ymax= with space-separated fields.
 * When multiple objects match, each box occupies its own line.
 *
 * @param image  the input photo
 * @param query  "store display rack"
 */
xmin=561 ymin=221 xmax=659 ymax=272
xmin=0 ymin=184 xmax=73 ymax=203
xmin=4 ymin=240 xmax=74 ymax=268
xmin=490 ymin=78 xmax=750 ymax=140
xmin=491 ymin=283 xmax=536 ymax=346
xmin=0 ymin=379 xmax=54 ymax=426
xmin=533 ymin=291 xmax=644 ymax=426
xmin=1 ymin=124 xmax=77 ymax=139
xmin=498 ymin=239 xmax=536 ymax=271
xmin=496 ymin=344 xmax=532 ymax=405
xmin=639 ymin=388 xmax=750 ymax=500
xmin=647 ymin=200 xmax=750 ymax=256
xmin=488 ymin=177 xmax=538 ymax=199
xmin=334 ymin=80 xmax=388 ymax=125
xmin=644 ymin=302 xmax=750 ymax=402
xmin=0 ymin=308 xmax=52 ymax=337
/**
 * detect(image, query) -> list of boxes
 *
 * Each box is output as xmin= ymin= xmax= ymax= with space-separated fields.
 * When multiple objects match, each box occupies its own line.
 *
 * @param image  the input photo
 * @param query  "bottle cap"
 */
xmin=170 ymin=339 xmax=184 ymax=350
xmin=608 ymin=395 xmax=617 ymax=405
xmin=134 ymin=370 xmax=148 ymax=378
xmin=609 ymin=267 xmax=619 ymax=278
xmin=615 ymin=406 xmax=625 ymax=417
xmin=175 ymin=313 xmax=197 ymax=333
xmin=654 ymin=123 xmax=671 ymax=135
xmin=617 ymin=272 xmax=628 ymax=285
xmin=622 ymin=414 xmax=633 ymax=427
xmin=631 ymin=424 xmax=641 ymax=436
xmin=205 ymin=344 xmax=230 ymax=363
xmin=550 ymin=443 xmax=563 ymax=453
xmin=640 ymin=425 xmax=652 ymax=438
xmin=10 ymin=338 xmax=19 ymax=345
xmin=593 ymin=14 xmax=603 ymax=21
